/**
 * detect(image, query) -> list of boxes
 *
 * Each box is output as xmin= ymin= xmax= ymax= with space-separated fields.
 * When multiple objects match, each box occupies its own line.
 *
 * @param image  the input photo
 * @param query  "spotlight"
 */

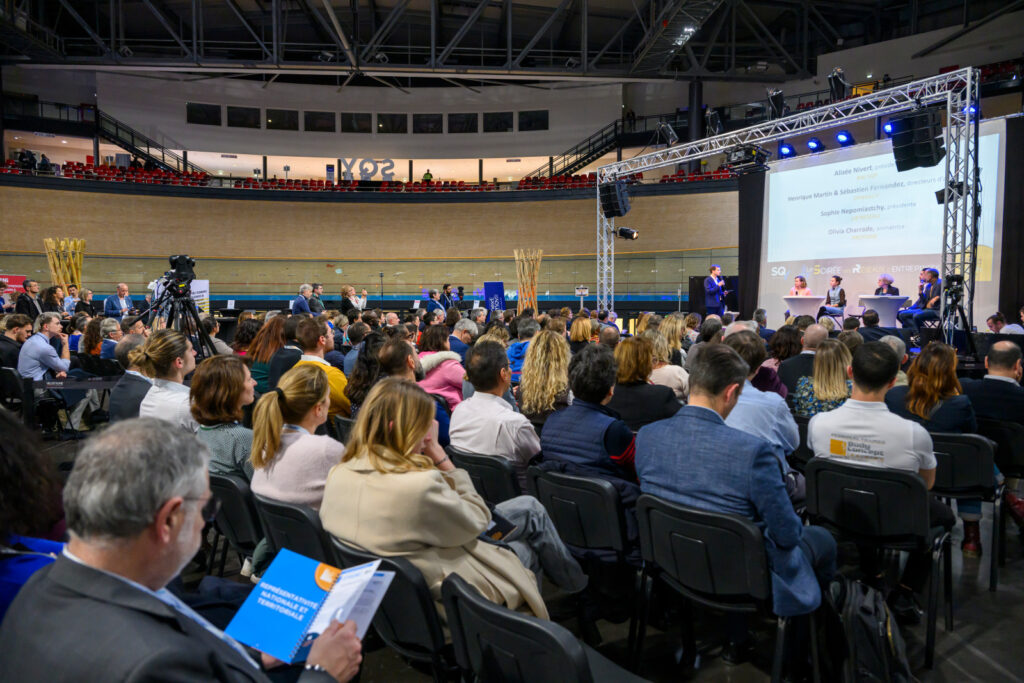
xmin=807 ymin=137 xmax=825 ymax=152
xmin=705 ymin=108 xmax=723 ymax=135
xmin=616 ymin=227 xmax=639 ymax=240
xmin=657 ymin=121 xmax=679 ymax=146
xmin=835 ymin=130 xmax=855 ymax=146
xmin=882 ymin=121 xmax=894 ymax=135
xmin=778 ymin=141 xmax=795 ymax=158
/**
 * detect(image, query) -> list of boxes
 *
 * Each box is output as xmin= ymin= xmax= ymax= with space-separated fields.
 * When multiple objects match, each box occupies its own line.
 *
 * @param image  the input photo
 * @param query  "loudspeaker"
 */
xmin=889 ymin=108 xmax=945 ymax=172
xmin=599 ymin=179 xmax=631 ymax=218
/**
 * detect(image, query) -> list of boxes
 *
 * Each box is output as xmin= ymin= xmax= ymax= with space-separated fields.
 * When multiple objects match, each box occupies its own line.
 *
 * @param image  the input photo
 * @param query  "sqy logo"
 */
xmin=851 ymin=263 xmax=862 ymax=274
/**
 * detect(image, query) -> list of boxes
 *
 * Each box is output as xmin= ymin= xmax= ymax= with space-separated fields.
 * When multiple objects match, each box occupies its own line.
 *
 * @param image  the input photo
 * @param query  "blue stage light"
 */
xmin=778 ymin=141 xmax=795 ymax=158
xmin=807 ymin=137 xmax=824 ymax=152
xmin=883 ymin=121 xmax=893 ymax=135
xmin=836 ymin=130 xmax=855 ymax=146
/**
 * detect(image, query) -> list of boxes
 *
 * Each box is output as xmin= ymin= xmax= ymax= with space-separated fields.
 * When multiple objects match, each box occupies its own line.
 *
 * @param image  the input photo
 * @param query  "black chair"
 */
xmin=330 ymin=538 xmax=457 ymax=683
xmin=332 ymin=415 xmax=355 ymax=444
xmin=252 ymin=495 xmax=334 ymax=564
xmin=441 ymin=573 xmax=646 ymax=683
xmin=208 ymin=473 xmax=264 ymax=577
xmin=804 ymin=458 xmax=951 ymax=669
xmin=977 ymin=418 xmax=1024 ymax=479
xmin=787 ymin=415 xmax=813 ymax=473
xmin=632 ymin=494 xmax=817 ymax=682
xmin=0 ymin=366 xmax=25 ymax=415
xmin=445 ymin=445 xmax=521 ymax=505
xmin=930 ymin=433 xmax=1003 ymax=591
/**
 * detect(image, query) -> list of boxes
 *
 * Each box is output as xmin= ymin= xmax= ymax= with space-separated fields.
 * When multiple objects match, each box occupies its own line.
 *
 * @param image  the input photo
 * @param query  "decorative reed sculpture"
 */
xmin=43 ymin=238 xmax=85 ymax=292
xmin=513 ymin=248 xmax=542 ymax=315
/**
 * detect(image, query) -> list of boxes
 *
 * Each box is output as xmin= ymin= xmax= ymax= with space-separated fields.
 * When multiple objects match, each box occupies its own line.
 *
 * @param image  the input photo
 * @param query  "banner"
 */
xmin=0 ymin=274 xmax=27 ymax=294
xmin=483 ymin=281 xmax=505 ymax=319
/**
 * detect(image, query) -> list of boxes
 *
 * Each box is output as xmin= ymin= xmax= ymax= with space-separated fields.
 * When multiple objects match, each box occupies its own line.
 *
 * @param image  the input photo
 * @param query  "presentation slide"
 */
xmin=758 ymin=118 xmax=1006 ymax=326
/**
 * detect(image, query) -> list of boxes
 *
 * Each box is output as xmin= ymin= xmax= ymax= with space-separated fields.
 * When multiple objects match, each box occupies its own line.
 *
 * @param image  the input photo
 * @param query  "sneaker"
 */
xmin=961 ymin=520 xmax=982 ymax=558
xmin=240 ymin=557 xmax=254 ymax=578
xmin=888 ymin=589 xmax=922 ymax=626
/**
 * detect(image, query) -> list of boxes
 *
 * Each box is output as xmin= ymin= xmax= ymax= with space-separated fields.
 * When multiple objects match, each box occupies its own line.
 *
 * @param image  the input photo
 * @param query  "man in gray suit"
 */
xmin=109 ymin=334 xmax=152 ymax=422
xmin=0 ymin=419 xmax=362 ymax=682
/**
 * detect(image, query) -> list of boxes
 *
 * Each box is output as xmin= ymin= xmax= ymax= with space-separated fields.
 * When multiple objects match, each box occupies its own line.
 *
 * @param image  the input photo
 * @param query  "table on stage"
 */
xmin=783 ymin=296 xmax=825 ymax=318
xmin=858 ymin=295 xmax=910 ymax=328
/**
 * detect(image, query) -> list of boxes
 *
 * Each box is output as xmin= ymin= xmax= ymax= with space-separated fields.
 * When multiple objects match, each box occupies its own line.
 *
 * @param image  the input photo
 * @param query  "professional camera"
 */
xmin=163 ymin=254 xmax=196 ymax=296
xmin=944 ymin=273 xmax=964 ymax=303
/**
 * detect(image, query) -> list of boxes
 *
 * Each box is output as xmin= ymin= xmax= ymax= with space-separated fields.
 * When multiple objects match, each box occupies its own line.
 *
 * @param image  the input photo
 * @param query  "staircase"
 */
xmin=96 ymin=110 xmax=210 ymax=175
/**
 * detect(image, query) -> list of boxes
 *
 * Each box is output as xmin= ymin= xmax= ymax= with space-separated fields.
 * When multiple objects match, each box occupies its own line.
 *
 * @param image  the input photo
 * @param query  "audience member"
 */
xmin=961 ymin=341 xmax=1024 ymax=426
xmin=0 ymin=282 xmax=14 ymax=313
xmin=320 ymin=378 xmax=587 ymax=621
xmin=79 ymin=317 xmax=103 ymax=356
xmin=230 ymin=318 xmax=261 ymax=355
xmin=41 ymin=286 xmax=69 ymax=318
xmin=135 ymin=329 xmax=199 ymax=433
xmin=450 ymin=341 xmax=540 ymax=486
xmin=62 ymin=284 xmax=79 ymax=314
xmin=754 ymin=308 xmax=774 ymax=341
xmin=683 ymin=312 xmax=702 ymax=343
xmin=986 ymin=312 xmax=1024 ymax=335
xmin=897 ymin=268 xmax=941 ymax=337
xmin=109 ymin=334 xmax=151 ymax=422
xmin=842 ymin=317 xmax=860 ymax=331
xmin=361 ymin=310 xmax=381 ymax=330
xmin=777 ymin=323 xmax=828 ymax=396
xmin=817 ymin=316 xmax=835 ymax=333
xmin=683 ymin=317 xmax=724 ymax=371
xmin=198 ymin=318 xmax=232 ymax=355
xmin=857 ymin=309 xmax=897 ymax=342
xmin=247 ymin=315 xmax=286 ymax=394
xmin=568 ymin=316 xmax=591 ymax=354
xmin=74 ymin=288 xmax=97 ymax=316
xmin=660 ymin=315 xmax=687 ymax=366
xmin=342 ymin=321 xmax=371 ymax=376
xmin=191 ymin=355 xmax=257 ymax=481
xmin=15 ymin=279 xmax=42 ymax=320
xmin=417 ymin=324 xmax=465 ymax=411
xmin=339 ymin=285 xmax=367 ymax=318
xmin=517 ymin=330 xmax=571 ymax=427
xmin=598 ymin=324 xmax=620 ymax=350
xmin=66 ymin=312 xmax=90 ymax=352
xmin=0 ymin=418 xmax=363 ymax=682
xmin=878 ymin=335 xmax=908 ymax=385
xmin=99 ymin=318 xmax=123 ymax=359
xmin=808 ymin=343 xmax=954 ymax=623
xmin=836 ymin=329 xmax=863 ymax=354
xmin=378 ymin=337 xmax=449 ymax=446
xmin=122 ymin=315 xmax=148 ymax=338
xmin=0 ymin=314 xmax=31 ymax=368
xmin=469 ymin=308 xmax=487 ymax=327
xmin=636 ymin=344 xmax=836 ymax=641
xmin=607 ymin=337 xmax=681 ymax=430
xmin=763 ymin=325 xmax=801 ymax=372
xmin=268 ymin=315 xmax=304 ymax=388
xmin=103 ymin=282 xmax=135 ymax=320
xmin=885 ymin=343 xmax=975 ymax=432
xmin=792 ymin=315 xmax=815 ymax=331
xmin=344 ymin=332 xmax=386 ymax=418
xmin=18 ymin=312 xmax=99 ymax=429
xmin=792 ymin=339 xmax=852 ymax=418
xmin=449 ymin=318 xmax=477 ymax=363
xmin=875 ymin=273 xmax=899 ymax=295
xmin=507 ymin=318 xmax=540 ymax=382
xmin=308 ymin=283 xmax=326 ymax=314
xmin=645 ymin=331 xmax=689 ymax=400
xmin=424 ymin=288 xmax=445 ymax=315
xmin=291 ymin=284 xmax=314 ymax=314
xmin=251 ymin=364 xmax=344 ymax=509
xmin=293 ymin=317 xmax=351 ymax=419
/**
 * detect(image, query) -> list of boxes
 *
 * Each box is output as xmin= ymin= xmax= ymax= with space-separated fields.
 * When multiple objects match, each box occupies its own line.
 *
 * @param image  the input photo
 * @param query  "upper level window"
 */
xmin=226 ymin=106 xmax=260 ymax=128
xmin=377 ymin=113 xmax=408 ymax=134
xmin=266 ymin=108 xmax=299 ymax=131
xmin=304 ymin=111 xmax=336 ymax=132
xmin=186 ymin=102 xmax=221 ymax=126
xmin=341 ymin=113 xmax=372 ymax=133
xmin=483 ymin=111 xmax=513 ymax=133
xmin=518 ymin=110 xmax=549 ymax=132
xmin=413 ymin=113 xmax=443 ymax=134
xmin=448 ymin=113 xmax=478 ymax=133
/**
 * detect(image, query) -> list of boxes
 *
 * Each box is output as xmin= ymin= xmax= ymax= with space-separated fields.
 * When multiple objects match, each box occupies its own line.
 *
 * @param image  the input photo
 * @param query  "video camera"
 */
xmin=162 ymin=255 xmax=196 ymax=297
xmin=944 ymin=273 xmax=964 ymax=303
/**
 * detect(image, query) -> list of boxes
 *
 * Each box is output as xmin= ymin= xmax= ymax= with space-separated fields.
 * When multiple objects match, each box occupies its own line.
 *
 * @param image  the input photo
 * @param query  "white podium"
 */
xmin=858 ymin=295 xmax=910 ymax=328
xmin=783 ymin=296 xmax=825 ymax=318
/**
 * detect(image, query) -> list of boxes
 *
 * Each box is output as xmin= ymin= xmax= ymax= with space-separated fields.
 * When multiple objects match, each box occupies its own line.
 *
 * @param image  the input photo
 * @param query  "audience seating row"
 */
xmin=231 ymin=177 xmax=498 ymax=192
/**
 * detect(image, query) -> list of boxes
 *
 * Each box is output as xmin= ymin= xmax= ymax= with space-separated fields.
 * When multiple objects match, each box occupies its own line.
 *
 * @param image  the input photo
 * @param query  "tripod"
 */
xmin=941 ymin=290 xmax=978 ymax=359
xmin=147 ymin=278 xmax=218 ymax=360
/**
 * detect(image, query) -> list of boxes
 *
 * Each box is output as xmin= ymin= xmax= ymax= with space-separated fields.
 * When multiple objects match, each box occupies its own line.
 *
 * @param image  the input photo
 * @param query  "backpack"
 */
xmin=820 ymin=575 xmax=912 ymax=682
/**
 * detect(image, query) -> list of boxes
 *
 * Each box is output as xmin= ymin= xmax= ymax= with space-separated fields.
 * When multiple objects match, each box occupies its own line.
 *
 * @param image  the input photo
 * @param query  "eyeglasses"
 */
xmin=185 ymin=495 xmax=221 ymax=523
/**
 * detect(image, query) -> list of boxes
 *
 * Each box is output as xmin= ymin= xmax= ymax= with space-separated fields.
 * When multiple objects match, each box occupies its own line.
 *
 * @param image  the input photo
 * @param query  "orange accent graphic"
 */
xmin=314 ymin=563 xmax=342 ymax=591
xmin=829 ymin=439 xmax=847 ymax=456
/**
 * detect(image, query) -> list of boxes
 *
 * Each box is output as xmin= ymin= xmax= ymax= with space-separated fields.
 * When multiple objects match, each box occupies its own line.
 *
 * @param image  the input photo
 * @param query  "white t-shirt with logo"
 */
xmin=808 ymin=398 xmax=935 ymax=473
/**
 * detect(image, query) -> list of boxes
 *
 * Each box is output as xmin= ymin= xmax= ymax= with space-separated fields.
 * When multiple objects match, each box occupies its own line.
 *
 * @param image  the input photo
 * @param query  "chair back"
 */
xmin=977 ymin=418 xmax=1024 ymax=476
xmin=635 ymin=494 xmax=770 ymax=609
xmin=441 ymin=574 xmax=593 ymax=683
xmin=330 ymin=538 xmax=448 ymax=663
xmin=788 ymin=415 xmax=813 ymax=472
xmin=332 ymin=415 xmax=355 ymax=444
xmin=445 ymin=446 xmax=522 ymax=505
xmin=526 ymin=466 xmax=628 ymax=554
xmin=804 ymin=458 xmax=930 ymax=545
xmin=209 ymin=473 xmax=264 ymax=554
xmin=253 ymin=495 xmax=333 ymax=563
xmin=930 ymin=433 xmax=996 ymax=498
xmin=0 ymin=366 xmax=25 ymax=414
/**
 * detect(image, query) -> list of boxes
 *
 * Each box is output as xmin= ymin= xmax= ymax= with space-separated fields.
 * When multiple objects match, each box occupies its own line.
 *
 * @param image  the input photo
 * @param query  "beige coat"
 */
xmin=319 ymin=454 xmax=549 ymax=619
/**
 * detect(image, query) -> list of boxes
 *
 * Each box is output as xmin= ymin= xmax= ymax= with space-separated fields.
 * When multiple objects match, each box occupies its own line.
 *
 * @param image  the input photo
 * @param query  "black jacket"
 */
xmin=961 ymin=376 xmax=1024 ymax=426
xmin=874 ymin=286 xmax=901 ymax=296
xmin=15 ymin=293 xmax=42 ymax=320
xmin=606 ymin=382 xmax=681 ymax=431
xmin=778 ymin=352 xmax=816 ymax=397
xmin=0 ymin=335 xmax=21 ymax=368
xmin=109 ymin=372 xmax=154 ymax=422
xmin=75 ymin=300 xmax=98 ymax=316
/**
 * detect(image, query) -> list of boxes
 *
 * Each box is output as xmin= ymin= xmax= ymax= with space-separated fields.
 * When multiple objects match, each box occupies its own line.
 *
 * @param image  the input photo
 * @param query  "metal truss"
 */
xmin=596 ymin=204 xmax=615 ymax=314
xmin=596 ymin=67 xmax=981 ymax=325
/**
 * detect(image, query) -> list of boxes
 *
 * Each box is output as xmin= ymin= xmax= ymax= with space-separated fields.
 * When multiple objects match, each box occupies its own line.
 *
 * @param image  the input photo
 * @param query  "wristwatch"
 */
xmin=302 ymin=662 xmax=334 ymax=681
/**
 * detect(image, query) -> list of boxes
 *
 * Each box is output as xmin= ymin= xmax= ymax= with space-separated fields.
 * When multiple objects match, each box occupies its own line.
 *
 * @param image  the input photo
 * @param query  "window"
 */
xmin=448 ymin=113 xmax=478 ymax=134
xmin=304 ymin=110 xmax=336 ymax=132
xmin=377 ymin=113 xmax=408 ymax=134
xmin=483 ymin=111 xmax=513 ymax=133
xmin=226 ymin=106 xmax=260 ymax=129
xmin=186 ymin=102 xmax=221 ymax=126
xmin=341 ymin=112 xmax=372 ymax=133
xmin=518 ymin=110 xmax=549 ymax=132
xmin=413 ymin=113 xmax=443 ymax=134
xmin=265 ymin=108 xmax=299 ymax=131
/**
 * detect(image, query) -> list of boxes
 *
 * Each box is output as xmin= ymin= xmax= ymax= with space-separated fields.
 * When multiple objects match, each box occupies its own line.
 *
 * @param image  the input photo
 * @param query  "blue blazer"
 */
xmin=448 ymin=335 xmax=469 ymax=363
xmin=635 ymin=405 xmax=821 ymax=616
xmin=291 ymin=295 xmax=312 ymax=315
xmin=103 ymin=294 xmax=133 ymax=320
xmin=704 ymin=275 xmax=725 ymax=309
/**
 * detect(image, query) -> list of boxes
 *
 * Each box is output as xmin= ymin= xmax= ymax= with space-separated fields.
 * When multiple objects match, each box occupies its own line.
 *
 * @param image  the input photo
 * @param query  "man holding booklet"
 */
xmin=0 ymin=419 xmax=363 ymax=683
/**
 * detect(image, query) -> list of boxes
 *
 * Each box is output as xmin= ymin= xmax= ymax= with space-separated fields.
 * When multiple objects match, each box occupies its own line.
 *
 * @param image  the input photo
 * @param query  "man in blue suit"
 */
xmin=635 ymin=344 xmax=835 ymax=652
xmin=704 ymin=265 xmax=727 ymax=316
xmin=103 ymin=283 xmax=135 ymax=320
xmin=896 ymin=267 xmax=941 ymax=337
xmin=291 ymin=284 xmax=313 ymax=314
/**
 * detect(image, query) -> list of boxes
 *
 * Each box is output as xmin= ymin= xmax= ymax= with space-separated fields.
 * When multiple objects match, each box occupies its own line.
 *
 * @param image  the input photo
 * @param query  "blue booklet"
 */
xmin=225 ymin=548 xmax=393 ymax=664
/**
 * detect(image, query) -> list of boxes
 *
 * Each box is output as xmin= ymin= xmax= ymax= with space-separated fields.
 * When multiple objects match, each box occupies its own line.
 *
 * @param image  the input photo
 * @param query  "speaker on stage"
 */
xmin=687 ymin=275 xmax=738 ymax=316
xmin=599 ymin=179 xmax=631 ymax=218
xmin=889 ymin=108 xmax=945 ymax=172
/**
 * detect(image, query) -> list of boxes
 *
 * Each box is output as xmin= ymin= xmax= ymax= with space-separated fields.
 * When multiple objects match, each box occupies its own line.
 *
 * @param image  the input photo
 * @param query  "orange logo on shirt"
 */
xmin=829 ymin=439 xmax=847 ymax=456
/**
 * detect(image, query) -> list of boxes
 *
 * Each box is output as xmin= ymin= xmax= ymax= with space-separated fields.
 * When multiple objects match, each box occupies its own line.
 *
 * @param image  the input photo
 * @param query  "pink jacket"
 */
xmin=417 ymin=350 xmax=465 ymax=411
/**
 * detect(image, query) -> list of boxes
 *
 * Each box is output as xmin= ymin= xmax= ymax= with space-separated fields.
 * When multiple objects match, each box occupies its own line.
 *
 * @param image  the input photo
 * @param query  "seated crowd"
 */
xmin=2 ymin=286 xmax=1023 ymax=682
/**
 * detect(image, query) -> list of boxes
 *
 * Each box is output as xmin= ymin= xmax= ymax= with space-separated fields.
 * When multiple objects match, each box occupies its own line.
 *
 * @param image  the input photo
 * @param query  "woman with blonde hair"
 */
xmin=319 ymin=378 xmax=587 ymax=620
xmin=568 ymin=316 xmax=591 ymax=354
xmin=606 ymin=336 xmax=680 ymax=430
xmin=250 ymin=363 xmax=344 ymax=509
xmin=517 ymin=330 xmax=571 ymax=426
xmin=816 ymin=316 xmax=835 ymax=332
xmin=643 ymin=330 xmax=689 ymax=400
xmin=660 ymin=315 xmax=687 ymax=366
xmin=792 ymin=339 xmax=852 ymax=417
xmin=134 ymin=329 xmax=198 ymax=433
xmin=634 ymin=312 xmax=652 ymax=335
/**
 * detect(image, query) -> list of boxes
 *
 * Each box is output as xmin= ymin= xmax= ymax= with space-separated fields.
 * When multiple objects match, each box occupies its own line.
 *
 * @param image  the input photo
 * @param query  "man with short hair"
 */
xmin=201 ymin=317 xmax=234 ymax=355
xmin=506 ymin=318 xmax=539 ymax=383
xmin=109 ymin=334 xmax=152 ymax=422
xmin=343 ymin=321 xmax=371 ymax=376
xmin=293 ymin=317 xmax=351 ymax=418
xmin=99 ymin=318 xmax=124 ymax=359
xmin=0 ymin=419 xmax=363 ymax=682
xmin=961 ymin=341 xmax=1024 ymax=426
xmin=123 ymin=315 xmax=149 ymax=338
xmin=0 ymin=313 xmax=32 ymax=368
xmin=754 ymin=308 xmax=774 ymax=341
xmin=897 ymin=267 xmax=941 ymax=337
xmin=15 ymin=279 xmax=43 ymax=320
xmin=440 ymin=283 xmax=457 ymax=310
xmin=384 ymin=311 xmax=400 ymax=326
xmin=842 ymin=317 xmax=861 ymax=331
xmin=291 ymin=284 xmax=314 ymax=315
xmin=598 ymin=325 xmax=620 ymax=350
xmin=636 ymin=345 xmax=836 ymax=632
xmin=103 ymin=282 xmax=135 ymax=320
xmin=18 ymin=312 xmax=98 ymax=429
xmin=449 ymin=341 xmax=541 ymax=487
xmin=808 ymin=342 xmax=953 ymax=622
xmin=470 ymin=308 xmax=487 ymax=327
xmin=704 ymin=265 xmax=727 ymax=316
xmin=878 ymin=335 xmax=909 ymax=386
xmin=986 ymin=312 xmax=1024 ymax=335
xmin=424 ymin=289 xmax=445 ymax=315
xmin=857 ymin=309 xmax=898 ymax=342
xmin=450 ymin=318 xmax=477 ymax=363
xmin=360 ymin=310 xmax=380 ymax=330
xmin=309 ymin=283 xmax=326 ymax=314
xmin=777 ymin=323 xmax=828 ymax=396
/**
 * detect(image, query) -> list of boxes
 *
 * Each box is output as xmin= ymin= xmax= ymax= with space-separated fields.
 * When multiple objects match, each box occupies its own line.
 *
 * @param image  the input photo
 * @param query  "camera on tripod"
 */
xmin=944 ymin=273 xmax=965 ymax=303
xmin=163 ymin=255 xmax=197 ymax=296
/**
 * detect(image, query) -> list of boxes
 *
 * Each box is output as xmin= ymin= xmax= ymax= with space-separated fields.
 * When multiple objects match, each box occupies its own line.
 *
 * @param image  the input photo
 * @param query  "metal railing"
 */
xmin=95 ymin=111 xmax=209 ymax=175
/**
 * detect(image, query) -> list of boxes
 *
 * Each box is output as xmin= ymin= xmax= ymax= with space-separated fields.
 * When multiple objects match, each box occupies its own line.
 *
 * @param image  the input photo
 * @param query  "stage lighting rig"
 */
xmin=616 ymin=227 xmax=639 ymax=240
xmin=725 ymin=146 xmax=770 ymax=174
xmin=835 ymin=131 xmax=855 ymax=147
xmin=806 ymin=137 xmax=825 ymax=152
xmin=778 ymin=141 xmax=795 ymax=158
xmin=657 ymin=121 xmax=679 ymax=146
xmin=828 ymin=67 xmax=850 ymax=101
xmin=705 ymin=109 xmax=723 ymax=135
xmin=767 ymin=89 xmax=785 ymax=119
